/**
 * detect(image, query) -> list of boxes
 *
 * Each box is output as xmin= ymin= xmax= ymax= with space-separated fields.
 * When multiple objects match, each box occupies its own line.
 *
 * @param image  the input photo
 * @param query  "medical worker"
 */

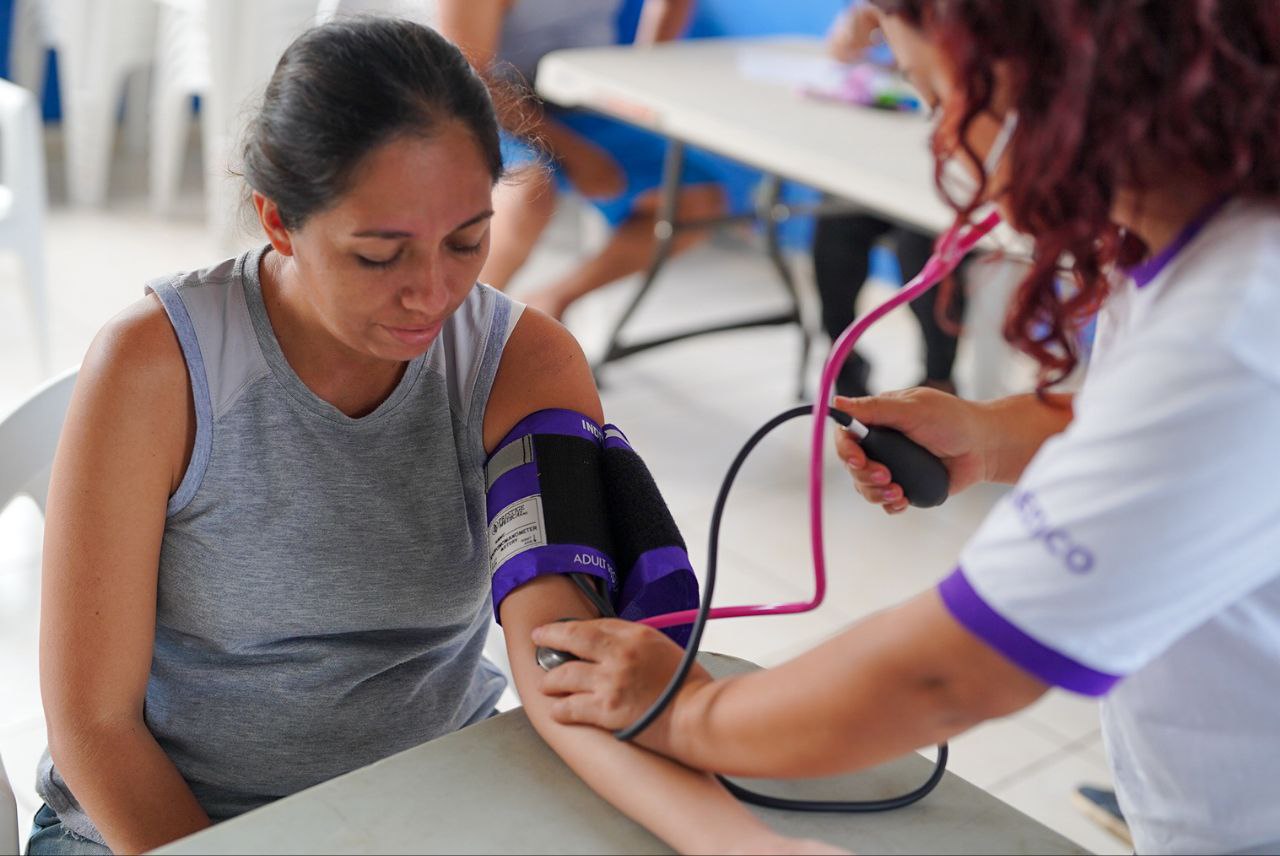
xmin=534 ymin=2 xmax=1280 ymax=853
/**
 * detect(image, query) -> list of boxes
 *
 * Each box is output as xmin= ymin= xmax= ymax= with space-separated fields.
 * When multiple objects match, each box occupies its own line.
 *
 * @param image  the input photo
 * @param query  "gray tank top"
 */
xmin=38 ymin=244 xmax=518 ymax=845
xmin=497 ymin=0 xmax=623 ymax=84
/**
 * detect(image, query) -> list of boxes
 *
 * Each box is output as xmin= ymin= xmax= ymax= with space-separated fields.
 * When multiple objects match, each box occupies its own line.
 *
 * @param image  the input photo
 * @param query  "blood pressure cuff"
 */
xmin=600 ymin=425 xmax=699 ymax=647
xmin=485 ymin=409 xmax=699 ymax=645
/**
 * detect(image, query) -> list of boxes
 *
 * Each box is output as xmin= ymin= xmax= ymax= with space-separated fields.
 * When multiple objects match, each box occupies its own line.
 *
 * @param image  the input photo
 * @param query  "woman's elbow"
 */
xmin=44 ymin=700 xmax=144 ymax=770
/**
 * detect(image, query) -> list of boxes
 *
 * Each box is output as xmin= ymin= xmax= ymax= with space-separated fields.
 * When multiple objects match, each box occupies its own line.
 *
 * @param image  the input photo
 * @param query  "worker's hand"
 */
xmin=833 ymin=387 xmax=992 ymax=514
xmin=827 ymin=5 xmax=882 ymax=63
xmin=533 ymin=618 xmax=710 ymax=755
xmin=555 ymin=133 xmax=627 ymax=200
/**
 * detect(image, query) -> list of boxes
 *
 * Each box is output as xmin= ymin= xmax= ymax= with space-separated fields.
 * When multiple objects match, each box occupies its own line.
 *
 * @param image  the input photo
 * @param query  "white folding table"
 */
xmin=534 ymin=36 xmax=988 ymax=390
xmin=155 ymin=654 xmax=1085 ymax=855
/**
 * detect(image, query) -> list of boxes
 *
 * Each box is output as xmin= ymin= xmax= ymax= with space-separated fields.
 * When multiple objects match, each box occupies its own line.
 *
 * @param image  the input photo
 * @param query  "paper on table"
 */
xmin=736 ymin=48 xmax=921 ymax=111
xmin=735 ymin=47 xmax=851 ymax=90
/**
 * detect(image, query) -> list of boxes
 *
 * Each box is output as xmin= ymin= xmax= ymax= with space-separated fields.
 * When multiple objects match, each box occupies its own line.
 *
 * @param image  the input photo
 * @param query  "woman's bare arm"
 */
xmin=483 ymin=310 xmax=838 ymax=854
xmin=40 ymin=295 xmax=211 ymax=852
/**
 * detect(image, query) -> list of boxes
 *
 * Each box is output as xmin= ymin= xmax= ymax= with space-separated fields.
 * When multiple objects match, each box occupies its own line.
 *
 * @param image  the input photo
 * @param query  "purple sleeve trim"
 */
xmin=938 ymin=567 xmax=1122 ymax=697
xmin=491 ymin=544 xmax=616 ymax=622
xmin=491 ymin=408 xmax=604 ymax=457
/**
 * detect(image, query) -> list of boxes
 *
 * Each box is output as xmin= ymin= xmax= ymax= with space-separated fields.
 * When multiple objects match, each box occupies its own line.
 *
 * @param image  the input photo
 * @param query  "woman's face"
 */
xmin=879 ymin=11 xmax=1015 ymax=214
xmin=260 ymin=120 xmax=495 ymax=363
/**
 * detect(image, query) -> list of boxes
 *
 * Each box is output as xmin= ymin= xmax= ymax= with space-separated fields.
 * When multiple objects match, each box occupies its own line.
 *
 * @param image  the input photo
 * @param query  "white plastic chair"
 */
xmin=0 ymin=751 xmax=17 ymax=856
xmin=0 ymin=78 xmax=51 ymax=370
xmin=142 ymin=0 xmax=330 ymax=247
xmin=149 ymin=0 xmax=436 ymax=237
xmin=0 ymin=756 xmax=16 ymax=856
xmin=0 ymin=368 xmax=77 ymax=520
xmin=47 ymin=0 xmax=156 ymax=206
xmin=0 ymin=369 xmax=77 ymax=856
xmin=148 ymin=0 xmax=210 ymax=215
xmin=8 ymin=0 xmax=52 ymax=98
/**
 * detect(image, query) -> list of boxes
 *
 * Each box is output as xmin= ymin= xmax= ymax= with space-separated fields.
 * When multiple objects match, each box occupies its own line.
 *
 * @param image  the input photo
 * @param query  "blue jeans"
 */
xmin=25 ymin=805 xmax=109 ymax=856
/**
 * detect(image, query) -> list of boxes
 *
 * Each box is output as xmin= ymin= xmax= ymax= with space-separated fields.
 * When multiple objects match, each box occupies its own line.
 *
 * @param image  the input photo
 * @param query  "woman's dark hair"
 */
xmin=870 ymin=0 xmax=1280 ymax=387
xmin=242 ymin=17 xmax=504 ymax=230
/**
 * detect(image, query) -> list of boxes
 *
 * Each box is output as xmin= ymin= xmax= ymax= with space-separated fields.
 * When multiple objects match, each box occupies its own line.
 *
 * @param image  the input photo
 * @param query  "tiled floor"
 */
xmin=0 ymin=130 xmax=1125 ymax=854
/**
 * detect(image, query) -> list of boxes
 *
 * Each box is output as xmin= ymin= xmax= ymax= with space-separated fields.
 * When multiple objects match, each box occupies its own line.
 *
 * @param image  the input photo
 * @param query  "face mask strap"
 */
xmin=938 ymin=108 xmax=1019 ymax=209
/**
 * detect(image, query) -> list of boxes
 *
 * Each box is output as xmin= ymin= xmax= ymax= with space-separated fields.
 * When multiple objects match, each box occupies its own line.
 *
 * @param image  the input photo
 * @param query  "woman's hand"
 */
xmin=833 ymin=387 xmax=993 ymax=514
xmin=533 ymin=618 xmax=711 ymax=755
xmin=827 ymin=5 xmax=882 ymax=64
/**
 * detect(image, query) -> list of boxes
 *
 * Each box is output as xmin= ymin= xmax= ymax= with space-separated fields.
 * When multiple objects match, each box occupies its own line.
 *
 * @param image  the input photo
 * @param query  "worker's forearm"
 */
xmin=48 ymin=718 xmax=210 ymax=853
xmin=975 ymin=393 xmax=1074 ymax=485
xmin=669 ymin=625 xmax=968 ymax=778
xmin=667 ymin=594 xmax=1044 ymax=779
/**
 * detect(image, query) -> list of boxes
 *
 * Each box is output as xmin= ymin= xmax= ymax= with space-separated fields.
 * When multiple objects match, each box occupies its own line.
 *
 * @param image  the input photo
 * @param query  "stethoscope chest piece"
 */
xmin=535 ymin=617 xmax=581 ymax=671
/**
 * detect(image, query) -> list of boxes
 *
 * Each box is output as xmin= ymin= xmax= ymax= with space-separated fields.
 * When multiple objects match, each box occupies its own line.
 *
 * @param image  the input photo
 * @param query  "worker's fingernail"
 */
xmin=872 ymin=470 xmax=890 ymax=484
xmin=846 ymin=457 xmax=862 ymax=471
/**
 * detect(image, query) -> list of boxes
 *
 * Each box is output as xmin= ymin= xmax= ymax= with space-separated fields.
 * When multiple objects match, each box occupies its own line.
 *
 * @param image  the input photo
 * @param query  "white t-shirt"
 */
xmin=943 ymin=199 xmax=1280 ymax=855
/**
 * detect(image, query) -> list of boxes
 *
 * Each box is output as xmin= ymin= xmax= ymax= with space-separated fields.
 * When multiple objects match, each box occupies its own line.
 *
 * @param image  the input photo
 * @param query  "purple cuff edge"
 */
xmin=619 ymin=545 xmax=694 ymax=605
xmin=938 ymin=567 xmax=1122 ymax=697
xmin=602 ymin=424 xmax=632 ymax=451
xmin=491 ymin=544 xmax=615 ymax=624
xmin=486 ymin=463 xmax=539 ymax=522
xmin=491 ymin=408 xmax=604 ymax=460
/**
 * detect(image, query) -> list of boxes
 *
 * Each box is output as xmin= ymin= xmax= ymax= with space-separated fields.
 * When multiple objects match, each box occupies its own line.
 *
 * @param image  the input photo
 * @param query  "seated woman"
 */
xmin=28 ymin=19 xmax=828 ymax=856
xmin=438 ymin=0 xmax=726 ymax=321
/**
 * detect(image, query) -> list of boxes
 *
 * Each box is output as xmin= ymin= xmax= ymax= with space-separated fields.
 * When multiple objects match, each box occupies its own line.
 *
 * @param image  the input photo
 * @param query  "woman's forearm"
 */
xmin=503 ymin=577 xmax=783 ymax=854
xmin=49 ymin=719 xmax=210 ymax=853
xmin=975 ymin=393 xmax=1074 ymax=485
xmin=521 ymin=687 xmax=780 ymax=854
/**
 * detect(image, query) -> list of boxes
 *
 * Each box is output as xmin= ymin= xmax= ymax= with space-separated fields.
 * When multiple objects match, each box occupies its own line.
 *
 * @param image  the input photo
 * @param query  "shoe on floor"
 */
xmin=835 ymin=355 xmax=872 ymax=399
xmin=1073 ymin=784 xmax=1133 ymax=847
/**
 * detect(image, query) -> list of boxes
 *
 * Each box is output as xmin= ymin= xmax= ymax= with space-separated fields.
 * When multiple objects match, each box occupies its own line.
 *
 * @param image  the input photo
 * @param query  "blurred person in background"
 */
xmin=438 ymin=0 xmax=726 ymax=321
xmin=815 ymin=1 xmax=967 ymax=397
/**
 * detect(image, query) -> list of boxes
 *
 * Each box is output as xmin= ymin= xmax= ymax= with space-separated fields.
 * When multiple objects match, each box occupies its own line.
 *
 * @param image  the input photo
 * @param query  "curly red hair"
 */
xmin=870 ymin=0 xmax=1280 ymax=385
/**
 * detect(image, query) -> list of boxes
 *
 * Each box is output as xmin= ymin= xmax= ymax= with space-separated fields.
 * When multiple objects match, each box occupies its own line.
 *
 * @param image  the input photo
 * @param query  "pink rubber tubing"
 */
xmin=641 ymin=211 xmax=1002 ymax=631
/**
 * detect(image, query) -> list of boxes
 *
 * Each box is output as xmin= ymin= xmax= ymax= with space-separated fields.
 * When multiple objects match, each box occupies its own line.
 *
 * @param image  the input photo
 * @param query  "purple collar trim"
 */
xmin=1126 ymin=196 xmax=1230 ymax=288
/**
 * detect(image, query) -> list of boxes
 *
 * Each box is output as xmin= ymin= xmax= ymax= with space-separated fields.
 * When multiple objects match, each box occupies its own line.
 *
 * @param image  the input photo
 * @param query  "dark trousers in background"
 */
xmin=813 ymin=212 xmax=967 ymax=397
